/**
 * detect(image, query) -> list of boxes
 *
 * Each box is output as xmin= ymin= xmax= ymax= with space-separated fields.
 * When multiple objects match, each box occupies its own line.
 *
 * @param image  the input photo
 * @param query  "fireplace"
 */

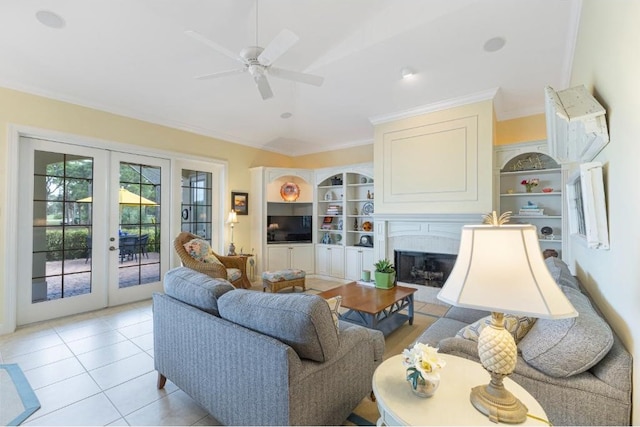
xmin=394 ymin=250 xmax=457 ymax=288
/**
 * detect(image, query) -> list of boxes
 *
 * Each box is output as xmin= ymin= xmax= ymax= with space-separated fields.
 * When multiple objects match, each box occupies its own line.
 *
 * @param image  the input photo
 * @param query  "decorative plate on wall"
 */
xmin=280 ymin=182 xmax=300 ymax=202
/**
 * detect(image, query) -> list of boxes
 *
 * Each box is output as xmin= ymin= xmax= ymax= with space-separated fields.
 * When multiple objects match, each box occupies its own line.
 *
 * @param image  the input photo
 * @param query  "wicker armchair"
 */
xmin=174 ymin=232 xmax=252 ymax=289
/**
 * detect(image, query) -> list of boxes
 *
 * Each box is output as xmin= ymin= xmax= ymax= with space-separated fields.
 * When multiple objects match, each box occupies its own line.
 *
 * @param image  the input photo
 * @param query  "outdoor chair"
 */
xmin=119 ymin=235 xmax=138 ymax=262
xmin=137 ymin=234 xmax=150 ymax=259
xmin=174 ymin=231 xmax=251 ymax=288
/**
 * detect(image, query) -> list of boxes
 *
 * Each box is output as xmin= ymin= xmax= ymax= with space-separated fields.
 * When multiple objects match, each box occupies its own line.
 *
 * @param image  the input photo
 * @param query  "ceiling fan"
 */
xmin=185 ymin=27 xmax=324 ymax=100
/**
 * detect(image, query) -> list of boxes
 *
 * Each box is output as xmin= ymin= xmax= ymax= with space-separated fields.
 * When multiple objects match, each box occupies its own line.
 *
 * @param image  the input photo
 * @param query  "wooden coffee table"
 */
xmin=318 ymin=282 xmax=416 ymax=336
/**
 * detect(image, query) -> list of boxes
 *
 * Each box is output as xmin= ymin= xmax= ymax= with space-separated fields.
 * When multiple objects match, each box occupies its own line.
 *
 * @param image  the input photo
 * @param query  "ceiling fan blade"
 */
xmin=184 ymin=30 xmax=241 ymax=62
xmin=254 ymin=74 xmax=273 ymax=100
xmin=258 ymin=29 xmax=299 ymax=66
xmin=194 ymin=68 xmax=246 ymax=80
xmin=269 ymin=67 xmax=324 ymax=87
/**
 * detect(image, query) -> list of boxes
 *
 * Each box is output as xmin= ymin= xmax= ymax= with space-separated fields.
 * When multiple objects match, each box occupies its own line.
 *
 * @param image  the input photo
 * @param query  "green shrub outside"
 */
xmin=45 ymin=227 xmax=159 ymax=261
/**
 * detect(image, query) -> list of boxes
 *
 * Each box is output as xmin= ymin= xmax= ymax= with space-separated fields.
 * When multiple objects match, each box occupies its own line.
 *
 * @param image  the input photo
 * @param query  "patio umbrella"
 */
xmin=77 ymin=188 xmax=158 ymax=205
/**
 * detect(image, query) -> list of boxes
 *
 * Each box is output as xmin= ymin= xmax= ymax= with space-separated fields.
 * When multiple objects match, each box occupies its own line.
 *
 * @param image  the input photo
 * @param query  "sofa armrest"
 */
xmin=338 ymin=321 xmax=385 ymax=364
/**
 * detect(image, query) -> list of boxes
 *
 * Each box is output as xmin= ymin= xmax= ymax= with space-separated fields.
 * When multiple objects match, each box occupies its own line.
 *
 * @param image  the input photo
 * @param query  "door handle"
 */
xmin=109 ymin=246 xmax=117 ymax=251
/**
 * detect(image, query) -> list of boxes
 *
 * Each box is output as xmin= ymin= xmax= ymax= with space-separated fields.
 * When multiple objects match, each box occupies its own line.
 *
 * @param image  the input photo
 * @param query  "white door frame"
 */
xmin=2 ymin=124 xmax=228 ymax=333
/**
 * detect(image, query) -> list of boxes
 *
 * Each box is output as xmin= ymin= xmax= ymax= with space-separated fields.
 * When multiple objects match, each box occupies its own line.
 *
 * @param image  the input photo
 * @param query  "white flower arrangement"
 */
xmin=402 ymin=343 xmax=447 ymax=389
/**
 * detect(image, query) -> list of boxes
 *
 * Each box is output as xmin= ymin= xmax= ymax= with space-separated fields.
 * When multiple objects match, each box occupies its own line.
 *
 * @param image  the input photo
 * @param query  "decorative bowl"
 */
xmin=542 ymin=187 xmax=553 ymax=193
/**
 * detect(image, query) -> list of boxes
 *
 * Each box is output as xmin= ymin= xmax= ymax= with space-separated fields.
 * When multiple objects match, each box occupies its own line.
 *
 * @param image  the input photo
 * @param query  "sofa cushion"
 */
xmin=218 ymin=290 xmax=339 ymax=362
xmin=519 ymin=286 xmax=614 ymax=377
xmin=182 ymin=238 xmax=223 ymax=265
xmin=163 ymin=267 xmax=235 ymax=316
xmin=456 ymin=314 xmax=536 ymax=344
xmin=544 ymin=256 xmax=580 ymax=290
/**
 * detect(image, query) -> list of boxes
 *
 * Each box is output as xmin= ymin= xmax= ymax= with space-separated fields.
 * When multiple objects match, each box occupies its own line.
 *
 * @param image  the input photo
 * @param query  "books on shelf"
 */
xmin=519 ymin=201 xmax=544 ymax=215
xmin=325 ymin=205 xmax=342 ymax=215
xmin=519 ymin=208 xmax=545 ymax=215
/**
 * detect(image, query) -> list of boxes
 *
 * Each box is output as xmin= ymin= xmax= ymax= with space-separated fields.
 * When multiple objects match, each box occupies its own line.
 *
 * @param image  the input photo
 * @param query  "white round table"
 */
xmin=372 ymin=354 xmax=549 ymax=426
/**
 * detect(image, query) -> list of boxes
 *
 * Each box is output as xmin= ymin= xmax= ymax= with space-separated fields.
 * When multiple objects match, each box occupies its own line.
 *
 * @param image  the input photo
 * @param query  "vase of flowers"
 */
xmin=402 ymin=343 xmax=446 ymax=398
xmin=521 ymin=178 xmax=539 ymax=193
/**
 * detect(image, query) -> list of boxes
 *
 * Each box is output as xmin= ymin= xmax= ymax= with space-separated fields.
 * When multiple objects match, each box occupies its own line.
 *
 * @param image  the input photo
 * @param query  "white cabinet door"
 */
xmin=268 ymin=244 xmax=314 ymax=272
xmin=291 ymin=245 xmax=314 ymax=273
xmin=267 ymin=246 xmax=291 ymax=271
xmin=315 ymin=245 xmax=330 ymax=276
xmin=329 ymin=246 xmax=345 ymax=278
xmin=315 ymin=245 xmax=344 ymax=278
xmin=345 ymin=247 xmax=374 ymax=280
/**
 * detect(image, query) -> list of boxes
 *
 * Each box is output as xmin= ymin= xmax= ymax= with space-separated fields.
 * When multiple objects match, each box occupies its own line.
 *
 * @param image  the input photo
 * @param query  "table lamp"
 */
xmin=438 ymin=211 xmax=577 ymax=423
xmin=226 ymin=210 xmax=239 ymax=256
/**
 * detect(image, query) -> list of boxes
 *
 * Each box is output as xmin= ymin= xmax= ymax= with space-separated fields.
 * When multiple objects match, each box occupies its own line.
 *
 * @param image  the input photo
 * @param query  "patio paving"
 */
xmin=39 ymin=253 xmax=161 ymax=301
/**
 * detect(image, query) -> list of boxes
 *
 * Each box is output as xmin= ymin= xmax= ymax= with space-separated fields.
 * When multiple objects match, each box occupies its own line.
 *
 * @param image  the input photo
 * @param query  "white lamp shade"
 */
xmin=226 ymin=210 xmax=238 ymax=224
xmin=438 ymin=224 xmax=577 ymax=319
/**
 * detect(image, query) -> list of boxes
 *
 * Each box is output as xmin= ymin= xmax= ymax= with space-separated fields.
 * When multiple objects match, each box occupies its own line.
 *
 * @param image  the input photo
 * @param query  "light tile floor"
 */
xmin=0 ymin=277 xmax=446 ymax=426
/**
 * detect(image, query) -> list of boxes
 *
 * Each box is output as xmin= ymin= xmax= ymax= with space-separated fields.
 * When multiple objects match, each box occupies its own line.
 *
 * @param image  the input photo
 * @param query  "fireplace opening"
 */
xmin=394 ymin=250 xmax=457 ymax=288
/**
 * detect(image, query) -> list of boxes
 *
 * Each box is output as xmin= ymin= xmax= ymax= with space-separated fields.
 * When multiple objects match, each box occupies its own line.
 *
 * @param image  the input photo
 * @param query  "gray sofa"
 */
xmin=416 ymin=257 xmax=632 ymax=426
xmin=153 ymin=267 xmax=385 ymax=426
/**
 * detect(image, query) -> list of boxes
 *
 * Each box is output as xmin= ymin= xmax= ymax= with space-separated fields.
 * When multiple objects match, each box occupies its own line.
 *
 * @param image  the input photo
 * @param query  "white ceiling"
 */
xmin=0 ymin=0 xmax=581 ymax=156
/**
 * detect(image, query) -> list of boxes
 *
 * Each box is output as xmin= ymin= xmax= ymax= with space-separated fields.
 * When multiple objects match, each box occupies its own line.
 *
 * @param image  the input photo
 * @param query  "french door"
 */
xmin=17 ymin=137 xmax=170 ymax=325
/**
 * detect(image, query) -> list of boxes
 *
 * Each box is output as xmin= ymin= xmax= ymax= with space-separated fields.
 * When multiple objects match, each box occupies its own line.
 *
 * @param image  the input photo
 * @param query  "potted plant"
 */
xmin=374 ymin=258 xmax=396 ymax=289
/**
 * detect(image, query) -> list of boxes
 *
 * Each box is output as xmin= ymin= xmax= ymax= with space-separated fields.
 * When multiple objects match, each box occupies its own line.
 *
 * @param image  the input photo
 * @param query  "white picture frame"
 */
xmin=565 ymin=162 xmax=609 ymax=249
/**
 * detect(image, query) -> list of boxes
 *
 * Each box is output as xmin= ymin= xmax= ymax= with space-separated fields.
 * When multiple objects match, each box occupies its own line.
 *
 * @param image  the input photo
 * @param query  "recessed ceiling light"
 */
xmin=484 ymin=36 xmax=506 ymax=52
xmin=280 ymin=112 xmax=293 ymax=119
xmin=401 ymin=67 xmax=416 ymax=80
xmin=35 ymin=10 xmax=66 ymax=29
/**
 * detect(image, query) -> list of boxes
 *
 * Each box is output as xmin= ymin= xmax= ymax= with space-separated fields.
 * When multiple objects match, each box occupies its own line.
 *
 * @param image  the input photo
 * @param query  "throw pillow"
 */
xmin=183 ymin=238 xmax=223 ymax=265
xmin=519 ymin=286 xmax=613 ymax=377
xmin=456 ymin=314 xmax=537 ymax=344
xmin=324 ymin=296 xmax=342 ymax=333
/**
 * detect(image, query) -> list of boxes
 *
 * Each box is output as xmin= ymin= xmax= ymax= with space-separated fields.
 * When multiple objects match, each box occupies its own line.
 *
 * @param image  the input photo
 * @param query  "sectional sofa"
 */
xmin=416 ymin=257 xmax=632 ymax=426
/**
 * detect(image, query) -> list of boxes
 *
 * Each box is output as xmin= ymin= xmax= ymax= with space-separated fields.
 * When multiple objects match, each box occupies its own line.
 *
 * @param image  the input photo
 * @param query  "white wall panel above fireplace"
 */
xmin=373 ymin=99 xmax=495 ymax=215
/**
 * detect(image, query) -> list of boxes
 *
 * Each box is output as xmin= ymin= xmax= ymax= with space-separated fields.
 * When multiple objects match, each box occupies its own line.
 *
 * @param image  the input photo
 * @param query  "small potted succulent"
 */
xmin=374 ymin=258 xmax=396 ymax=289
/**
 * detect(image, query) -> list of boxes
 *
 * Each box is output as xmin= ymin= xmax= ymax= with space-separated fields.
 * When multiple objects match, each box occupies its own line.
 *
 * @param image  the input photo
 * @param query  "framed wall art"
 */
xmin=231 ymin=192 xmax=248 ymax=215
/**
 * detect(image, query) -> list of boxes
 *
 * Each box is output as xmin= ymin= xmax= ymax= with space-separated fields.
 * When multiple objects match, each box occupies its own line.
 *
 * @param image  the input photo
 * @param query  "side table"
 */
xmin=372 ymin=354 xmax=549 ymax=426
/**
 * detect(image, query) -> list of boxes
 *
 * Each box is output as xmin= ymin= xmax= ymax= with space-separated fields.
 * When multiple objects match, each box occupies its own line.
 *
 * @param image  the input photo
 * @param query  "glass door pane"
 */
xmin=117 ymin=162 xmax=161 ymax=288
xmin=180 ymin=169 xmax=213 ymax=239
xmin=32 ymin=151 xmax=94 ymax=302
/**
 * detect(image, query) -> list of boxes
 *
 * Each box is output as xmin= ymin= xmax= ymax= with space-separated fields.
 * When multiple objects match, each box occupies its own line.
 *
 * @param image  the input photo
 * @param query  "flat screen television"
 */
xmin=267 ymin=215 xmax=312 ymax=243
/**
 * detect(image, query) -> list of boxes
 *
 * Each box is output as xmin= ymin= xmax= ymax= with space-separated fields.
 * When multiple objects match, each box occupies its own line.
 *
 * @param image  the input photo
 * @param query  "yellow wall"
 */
xmin=495 ymin=114 xmax=547 ymax=145
xmin=294 ymin=144 xmax=373 ymax=169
